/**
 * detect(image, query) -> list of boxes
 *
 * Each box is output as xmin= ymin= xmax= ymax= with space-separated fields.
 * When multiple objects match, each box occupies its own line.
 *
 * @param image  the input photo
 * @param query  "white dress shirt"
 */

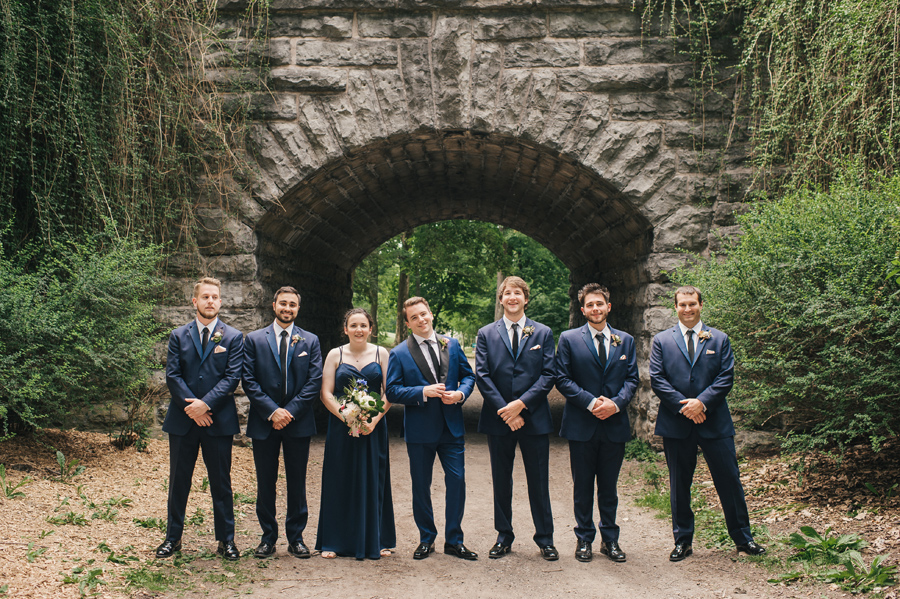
xmin=586 ymin=323 xmax=619 ymax=413
xmin=412 ymin=332 xmax=441 ymax=400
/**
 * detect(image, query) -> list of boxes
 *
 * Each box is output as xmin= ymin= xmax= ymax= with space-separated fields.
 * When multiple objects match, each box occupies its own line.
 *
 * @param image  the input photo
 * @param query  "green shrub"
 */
xmin=0 ymin=239 xmax=162 ymax=436
xmin=677 ymin=172 xmax=900 ymax=452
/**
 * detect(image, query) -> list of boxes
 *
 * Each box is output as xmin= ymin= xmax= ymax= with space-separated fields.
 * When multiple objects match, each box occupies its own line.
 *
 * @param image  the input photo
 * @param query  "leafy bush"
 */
xmin=0 ymin=239 xmax=163 ymax=436
xmin=676 ymin=172 xmax=900 ymax=452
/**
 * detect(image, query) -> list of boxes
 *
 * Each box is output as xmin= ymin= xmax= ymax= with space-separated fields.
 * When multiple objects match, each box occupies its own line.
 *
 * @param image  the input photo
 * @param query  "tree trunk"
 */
xmin=368 ymin=268 xmax=379 ymax=342
xmin=395 ymin=233 xmax=410 ymax=344
xmin=494 ymin=270 xmax=504 ymax=321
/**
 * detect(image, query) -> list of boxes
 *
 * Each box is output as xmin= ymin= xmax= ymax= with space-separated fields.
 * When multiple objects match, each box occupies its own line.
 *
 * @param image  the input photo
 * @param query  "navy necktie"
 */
xmin=687 ymin=329 xmax=695 ymax=362
xmin=280 ymin=330 xmax=288 ymax=402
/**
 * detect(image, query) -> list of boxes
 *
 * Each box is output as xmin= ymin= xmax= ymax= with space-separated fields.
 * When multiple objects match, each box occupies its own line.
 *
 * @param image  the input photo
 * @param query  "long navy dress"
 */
xmin=315 ymin=354 xmax=396 ymax=559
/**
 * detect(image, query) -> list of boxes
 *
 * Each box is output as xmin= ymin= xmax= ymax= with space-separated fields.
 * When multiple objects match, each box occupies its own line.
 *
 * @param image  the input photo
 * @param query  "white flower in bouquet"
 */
xmin=337 ymin=378 xmax=386 ymax=437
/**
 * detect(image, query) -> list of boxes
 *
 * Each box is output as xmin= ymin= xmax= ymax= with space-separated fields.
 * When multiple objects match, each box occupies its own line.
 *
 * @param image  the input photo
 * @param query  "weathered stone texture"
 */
xmin=191 ymin=3 xmax=752 ymax=443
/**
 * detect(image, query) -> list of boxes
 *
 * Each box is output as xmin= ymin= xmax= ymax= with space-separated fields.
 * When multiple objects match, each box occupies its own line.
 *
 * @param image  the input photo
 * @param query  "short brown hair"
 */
xmin=498 ymin=276 xmax=530 ymax=303
xmin=674 ymin=285 xmax=702 ymax=304
xmin=274 ymin=286 xmax=301 ymax=303
xmin=402 ymin=296 xmax=430 ymax=321
xmin=193 ymin=277 xmax=221 ymax=297
xmin=577 ymin=283 xmax=610 ymax=306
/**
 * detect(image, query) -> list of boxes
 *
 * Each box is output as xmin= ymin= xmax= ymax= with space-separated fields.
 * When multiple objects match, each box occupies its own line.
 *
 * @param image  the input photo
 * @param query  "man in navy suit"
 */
xmin=385 ymin=296 xmax=478 ymax=561
xmin=557 ymin=283 xmax=638 ymax=563
xmin=242 ymin=286 xmax=323 ymax=559
xmin=475 ymin=276 xmax=558 ymax=561
xmin=650 ymin=285 xmax=766 ymax=561
xmin=158 ymin=277 xmax=243 ymax=560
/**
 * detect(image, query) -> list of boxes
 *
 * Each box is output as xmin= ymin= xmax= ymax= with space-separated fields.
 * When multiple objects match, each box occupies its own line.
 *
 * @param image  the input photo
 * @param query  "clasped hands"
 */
xmin=679 ymin=398 xmax=707 ymax=424
xmin=424 ymin=383 xmax=464 ymax=405
xmin=591 ymin=396 xmax=618 ymax=420
xmin=498 ymin=399 xmax=526 ymax=431
xmin=270 ymin=407 xmax=294 ymax=430
xmin=184 ymin=398 xmax=212 ymax=426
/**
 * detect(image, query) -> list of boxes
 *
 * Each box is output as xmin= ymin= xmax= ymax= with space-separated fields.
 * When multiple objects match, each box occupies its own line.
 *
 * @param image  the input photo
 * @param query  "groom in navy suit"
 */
xmin=475 ymin=276 xmax=558 ymax=561
xmin=556 ymin=283 xmax=638 ymax=563
xmin=650 ymin=285 xmax=766 ymax=561
xmin=159 ymin=277 xmax=243 ymax=560
xmin=385 ymin=296 xmax=478 ymax=561
xmin=242 ymin=286 xmax=323 ymax=559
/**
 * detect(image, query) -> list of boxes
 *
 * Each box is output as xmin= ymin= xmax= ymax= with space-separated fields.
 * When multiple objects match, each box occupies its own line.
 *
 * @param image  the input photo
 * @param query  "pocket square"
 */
xmin=297 ymin=351 xmax=308 ymax=357
xmin=706 ymin=349 xmax=716 ymax=355
xmin=619 ymin=354 xmax=626 ymax=360
xmin=529 ymin=345 xmax=541 ymax=350
xmin=214 ymin=345 xmax=227 ymax=354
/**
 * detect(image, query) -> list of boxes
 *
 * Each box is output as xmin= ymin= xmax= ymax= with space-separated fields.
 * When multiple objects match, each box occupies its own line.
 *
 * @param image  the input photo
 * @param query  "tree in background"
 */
xmin=352 ymin=221 xmax=571 ymax=348
xmin=675 ymin=171 xmax=900 ymax=453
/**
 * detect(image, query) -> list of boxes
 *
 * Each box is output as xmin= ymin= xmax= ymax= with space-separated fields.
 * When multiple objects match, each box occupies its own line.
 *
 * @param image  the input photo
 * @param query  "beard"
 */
xmin=197 ymin=305 xmax=220 ymax=320
xmin=276 ymin=311 xmax=295 ymax=325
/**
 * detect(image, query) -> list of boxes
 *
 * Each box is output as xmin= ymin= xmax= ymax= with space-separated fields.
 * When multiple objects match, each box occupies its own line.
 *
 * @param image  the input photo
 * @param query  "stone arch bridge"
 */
xmin=156 ymin=0 xmax=749 ymax=439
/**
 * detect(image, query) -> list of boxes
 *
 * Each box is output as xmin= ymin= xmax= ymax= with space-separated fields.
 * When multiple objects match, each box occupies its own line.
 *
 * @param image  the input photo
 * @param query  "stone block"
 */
xmin=297 ymin=96 xmax=344 ymax=159
xmin=267 ymin=67 xmax=347 ymax=92
xmin=518 ymin=70 xmax=558 ymax=141
xmin=712 ymin=200 xmax=749 ymax=227
xmin=474 ymin=14 xmax=546 ymax=40
xmin=195 ymin=205 xmax=259 ymax=255
xmin=268 ymin=122 xmax=326 ymax=177
xmin=299 ymin=14 xmax=354 ymax=38
xmin=204 ymin=39 xmax=291 ymax=68
xmin=245 ymin=93 xmax=298 ymax=121
xmin=358 ymin=13 xmax=433 ymax=37
xmin=557 ymin=66 xmax=668 ymax=92
xmin=247 ymin=124 xmax=303 ymax=192
xmin=370 ymin=69 xmax=412 ymax=135
xmin=734 ymin=430 xmax=780 ymax=455
xmin=295 ymin=41 xmax=398 ymax=67
xmin=399 ymin=41 xmax=435 ymax=129
xmin=218 ymin=0 xmax=392 ymax=8
xmin=549 ymin=11 xmax=641 ymax=37
xmin=652 ymin=204 xmax=714 ymax=253
xmin=218 ymin=281 xmax=268 ymax=309
xmin=204 ymin=68 xmax=263 ymax=92
xmin=503 ymin=42 xmax=580 ymax=67
xmin=205 ymin=254 xmax=259 ymax=279
xmin=470 ymin=43 xmax=503 ymax=131
xmin=611 ymin=91 xmax=694 ymax=120
xmin=584 ymin=39 xmax=679 ymax=65
xmin=165 ymin=251 xmax=203 ymax=277
xmin=433 ymin=16 xmax=473 ymax=130
xmin=347 ymin=70 xmax=388 ymax=140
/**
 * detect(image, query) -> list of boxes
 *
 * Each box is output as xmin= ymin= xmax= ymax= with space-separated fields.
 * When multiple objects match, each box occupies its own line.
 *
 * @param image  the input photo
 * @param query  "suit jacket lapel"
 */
xmin=189 ymin=322 xmax=203 ymax=358
xmin=406 ymin=336 xmax=437 ymax=385
xmin=267 ymin=325 xmax=281 ymax=371
xmin=605 ymin=326 xmax=622 ymax=372
xmin=671 ymin=326 xmax=694 ymax=367
xmin=437 ymin=335 xmax=450 ymax=383
xmin=497 ymin=320 xmax=514 ymax=359
xmin=581 ymin=324 xmax=604 ymax=368
xmin=285 ymin=326 xmax=299 ymax=370
xmin=692 ymin=325 xmax=711 ymax=366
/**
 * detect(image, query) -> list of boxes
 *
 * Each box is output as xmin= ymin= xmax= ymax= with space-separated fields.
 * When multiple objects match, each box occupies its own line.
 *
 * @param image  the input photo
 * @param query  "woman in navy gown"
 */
xmin=316 ymin=308 xmax=396 ymax=559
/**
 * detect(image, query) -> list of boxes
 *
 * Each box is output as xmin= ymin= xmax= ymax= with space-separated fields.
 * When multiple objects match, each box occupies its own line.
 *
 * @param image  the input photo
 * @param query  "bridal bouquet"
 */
xmin=338 ymin=378 xmax=386 ymax=437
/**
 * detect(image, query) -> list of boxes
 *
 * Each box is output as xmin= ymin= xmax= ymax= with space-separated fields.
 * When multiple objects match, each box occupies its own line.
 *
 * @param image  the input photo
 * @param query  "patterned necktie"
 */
xmin=687 ymin=329 xmax=695 ymax=362
xmin=201 ymin=327 xmax=209 ymax=354
xmin=511 ymin=322 xmax=519 ymax=356
xmin=280 ymin=330 xmax=288 ymax=402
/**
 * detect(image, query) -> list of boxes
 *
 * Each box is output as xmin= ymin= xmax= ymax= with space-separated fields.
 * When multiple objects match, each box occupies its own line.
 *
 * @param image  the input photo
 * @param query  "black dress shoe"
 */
xmin=287 ymin=541 xmax=311 ymax=559
xmin=254 ymin=542 xmax=276 ymax=559
xmin=155 ymin=539 xmax=181 ymax=559
xmin=540 ymin=545 xmax=559 ymax=561
xmin=413 ymin=542 xmax=435 ymax=560
xmin=600 ymin=541 xmax=627 ymax=562
xmin=217 ymin=541 xmax=240 ymax=561
xmin=489 ymin=542 xmax=511 ymax=559
xmin=669 ymin=543 xmax=693 ymax=562
xmin=736 ymin=541 xmax=767 ymax=556
xmin=575 ymin=539 xmax=592 ymax=562
xmin=444 ymin=543 xmax=478 ymax=560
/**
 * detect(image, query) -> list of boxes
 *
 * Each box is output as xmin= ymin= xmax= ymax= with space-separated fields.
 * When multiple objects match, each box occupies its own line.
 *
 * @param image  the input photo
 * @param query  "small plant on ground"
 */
xmin=26 ymin=542 xmax=48 ymax=562
xmin=47 ymin=511 xmax=88 ymax=526
xmin=0 ymin=464 xmax=30 ymax=498
xmin=133 ymin=516 xmax=166 ymax=531
xmin=788 ymin=526 xmax=868 ymax=565
xmin=187 ymin=507 xmax=205 ymax=526
xmin=624 ymin=439 xmax=662 ymax=462
xmin=821 ymin=553 xmax=898 ymax=593
xmin=62 ymin=565 xmax=105 ymax=597
xmin=55 ymin=451 xmax=86 ymax=482
xmin=233 ymin=491 xmax=256 ymax=505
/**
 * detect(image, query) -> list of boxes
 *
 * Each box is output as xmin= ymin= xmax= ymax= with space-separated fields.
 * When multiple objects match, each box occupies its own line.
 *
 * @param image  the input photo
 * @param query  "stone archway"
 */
xmin=157 ymin=1 xmax=753 ymax=439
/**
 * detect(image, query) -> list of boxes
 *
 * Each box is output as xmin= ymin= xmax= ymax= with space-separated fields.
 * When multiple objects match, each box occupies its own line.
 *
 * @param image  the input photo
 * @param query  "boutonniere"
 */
xmin=211 ymin=330 xmax=223 ymax=344
xmin=521 ymin=325 xmax=535 ymax=339
xmin=698 ymin=330 xmax=712 ymax=342
xmin=291 ymin=334 xmax=304 ymax=347
xmin=610 ymin=334 xmax=622 ymax=347
xmin=438 ymin=337 xmax=448 ymax=351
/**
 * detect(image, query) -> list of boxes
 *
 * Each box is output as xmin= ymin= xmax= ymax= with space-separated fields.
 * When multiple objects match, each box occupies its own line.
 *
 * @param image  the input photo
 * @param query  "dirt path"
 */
xmin=170 ymin=382 xmax=838 ymax=599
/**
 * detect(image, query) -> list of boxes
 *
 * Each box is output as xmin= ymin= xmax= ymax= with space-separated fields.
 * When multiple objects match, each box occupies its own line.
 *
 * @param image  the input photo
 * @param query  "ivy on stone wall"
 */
xmin=644 ymin=0 xmax=900 ymax=186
